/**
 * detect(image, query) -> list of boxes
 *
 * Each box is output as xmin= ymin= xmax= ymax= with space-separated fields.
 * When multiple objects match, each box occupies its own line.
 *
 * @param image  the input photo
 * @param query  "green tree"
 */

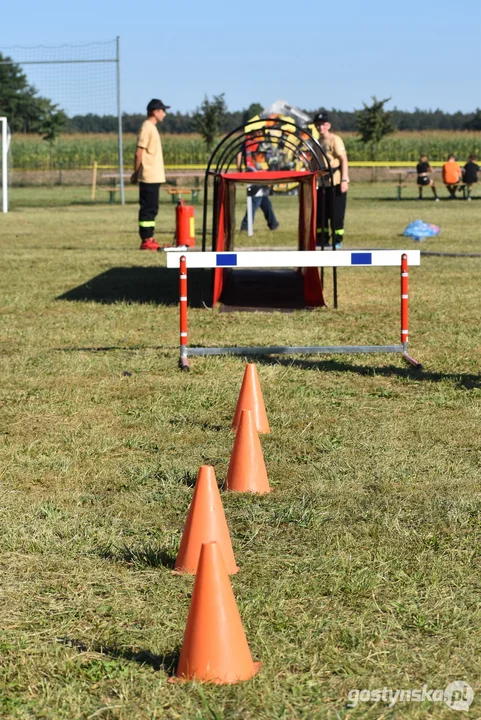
xmin=37 ymin=100 xmax=68 ymax=169
xmin=192 ymin=93 xmax=227 ymax=152
xmin=242 ymin=102 xmax=264 ymax=124
xmin=0 ymin=52 xmax=66 ymax=135
xmin=464 ymin=108 xmax=481 ymax=131
xmin=355 ymin=96 xmax=396 ymax=160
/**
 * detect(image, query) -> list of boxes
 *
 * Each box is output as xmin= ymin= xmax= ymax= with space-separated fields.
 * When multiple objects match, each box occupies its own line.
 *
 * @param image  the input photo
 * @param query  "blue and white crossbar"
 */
xmin=166 ymin=249 xmax=420 ymax=269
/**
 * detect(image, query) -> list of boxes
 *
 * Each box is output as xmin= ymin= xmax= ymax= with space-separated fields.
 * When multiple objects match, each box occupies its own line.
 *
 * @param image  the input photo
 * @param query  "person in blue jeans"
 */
xmin=240 ymin=183 xmax=279 ymax=231
xmin=237 ymin=131 xmax=279 ymax=231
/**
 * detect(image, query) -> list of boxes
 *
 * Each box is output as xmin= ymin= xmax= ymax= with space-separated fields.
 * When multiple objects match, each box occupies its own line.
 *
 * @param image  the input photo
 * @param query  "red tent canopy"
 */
xmin=220 ymin=170 xmax=323 ymax=183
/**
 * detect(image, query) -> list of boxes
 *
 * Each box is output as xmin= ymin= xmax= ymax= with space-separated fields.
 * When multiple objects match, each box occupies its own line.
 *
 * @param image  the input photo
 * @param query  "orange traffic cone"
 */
xmin=225 ymin=409 xmax=271 ymax=494
xmin=172 ymin=541 xmax=261 ymax=684
xmin=174 ymin=466 xmax=238 ymax=575
xmin=232 ymin=363 xmax=270 ymax=434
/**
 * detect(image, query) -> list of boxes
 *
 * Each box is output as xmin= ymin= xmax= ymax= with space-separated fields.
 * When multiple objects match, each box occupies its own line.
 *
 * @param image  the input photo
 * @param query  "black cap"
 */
xmin=312 ymin=111 xmax=329 ymax=125
xmin=147 ymin=98 xmax=170 ymax=113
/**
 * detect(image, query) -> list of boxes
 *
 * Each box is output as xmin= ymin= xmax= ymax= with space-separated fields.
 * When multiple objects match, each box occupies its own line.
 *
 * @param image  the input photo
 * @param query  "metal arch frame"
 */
xmin=201 ymin=118 xmax=334 ymax=247
xmin=212 ymin=125 xmax=324 ymax=177
xmin=209 ymin=117 xmax=328 ymax=173
xmin=200 ymin=118 xmax=340 ymax=307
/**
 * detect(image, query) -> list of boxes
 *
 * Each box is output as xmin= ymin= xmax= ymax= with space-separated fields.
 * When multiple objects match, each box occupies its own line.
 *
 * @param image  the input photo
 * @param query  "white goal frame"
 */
xmin=1 ymin=117 xmax=11 ymax=213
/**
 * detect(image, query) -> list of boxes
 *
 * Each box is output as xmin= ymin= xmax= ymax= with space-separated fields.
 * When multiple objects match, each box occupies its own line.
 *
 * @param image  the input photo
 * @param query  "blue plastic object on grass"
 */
xmin=403 ymin=219 xmax=440 ymax=241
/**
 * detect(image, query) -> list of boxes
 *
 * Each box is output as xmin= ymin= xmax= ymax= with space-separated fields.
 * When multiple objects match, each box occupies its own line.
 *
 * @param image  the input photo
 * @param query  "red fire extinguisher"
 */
xmin=175 ymin=199 xmax=195 ymax=247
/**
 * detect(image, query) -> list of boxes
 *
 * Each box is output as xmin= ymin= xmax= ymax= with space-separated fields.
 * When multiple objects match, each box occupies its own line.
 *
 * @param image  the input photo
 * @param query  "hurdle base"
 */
xmin=402 ymin=351 xmax=423 ymax=370
xmin=186 ymin=344 xmax=406 ymax=357
xmin=179 ymin=355 xmax=190 ymax=371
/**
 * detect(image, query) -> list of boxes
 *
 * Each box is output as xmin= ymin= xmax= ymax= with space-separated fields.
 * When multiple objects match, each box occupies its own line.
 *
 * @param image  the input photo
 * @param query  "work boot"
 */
xmin=140 ymin=238 xmax=161 ymax=251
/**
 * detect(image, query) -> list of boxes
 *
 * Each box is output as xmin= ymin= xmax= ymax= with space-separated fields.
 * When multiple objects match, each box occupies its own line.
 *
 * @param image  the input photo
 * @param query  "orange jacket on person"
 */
xmin=442 ymin=160 xmax=462 ymax=184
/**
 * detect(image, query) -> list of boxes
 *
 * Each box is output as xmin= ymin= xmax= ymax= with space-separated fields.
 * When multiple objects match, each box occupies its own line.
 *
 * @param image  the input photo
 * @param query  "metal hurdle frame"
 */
xmin=170 ymin=250 xmax=422 ymax=371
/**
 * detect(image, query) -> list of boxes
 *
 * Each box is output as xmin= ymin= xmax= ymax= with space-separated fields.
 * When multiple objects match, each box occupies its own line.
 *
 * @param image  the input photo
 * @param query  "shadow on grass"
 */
xmin=378 ymin=196 xmax=481 ymax=202
xmin=157 ymin=467 xmax=223 ymax=489
xmin=175 ymin=469 xmax=198 ymax=488
xmin=56 ymin=267 xmax=205 ymax=307
xmin=254 ymin=356 xmax=481 ymax=389
xmin=96 ymin=542 xmax=176 ymax=569
xmin=169 ymin=417 xmax=224 ymax=433
xmin=57 ymin=637 xmax=179 ymax=674
xmin=57 ymin=267 xmax=309 ymax=311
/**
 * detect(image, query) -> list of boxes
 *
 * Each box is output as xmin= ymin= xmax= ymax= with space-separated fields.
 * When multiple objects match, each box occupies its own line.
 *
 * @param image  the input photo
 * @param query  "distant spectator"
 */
xmin=237 ymin=130 xmax=279 ymax=232
xmin=311 ymin=111 xmax=349 ymax=248
xmin=442 ymin=154 xmax=462 ymax=199
xmin=463 ymin=154 xmax=479 ymax=201
xmin=416 ymin=154 xmax=439 ymax=201
xmin=131 ymin=98 xmax=169 ymax=250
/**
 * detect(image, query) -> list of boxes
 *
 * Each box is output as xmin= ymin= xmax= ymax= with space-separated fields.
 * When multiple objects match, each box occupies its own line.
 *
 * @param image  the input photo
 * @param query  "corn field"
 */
xmin=10 ymin=131 xmax=481 ymax=170
xmin=343 ymin=132 xmax=481 ymax=161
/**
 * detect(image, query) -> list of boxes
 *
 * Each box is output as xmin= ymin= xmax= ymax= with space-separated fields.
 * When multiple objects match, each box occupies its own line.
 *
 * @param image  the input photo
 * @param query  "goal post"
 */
xmin=0 ymin=117 xmax=11 ymax=213
xmin=0 ymin=39 xmax=124 ymax=203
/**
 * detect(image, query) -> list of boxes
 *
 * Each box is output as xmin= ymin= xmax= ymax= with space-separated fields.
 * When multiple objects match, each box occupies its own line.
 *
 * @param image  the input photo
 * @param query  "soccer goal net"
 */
xmin=0 ymin=117 xmax=12 ymax=213
xmin=0 ymin=39 xmax=125 ymax=203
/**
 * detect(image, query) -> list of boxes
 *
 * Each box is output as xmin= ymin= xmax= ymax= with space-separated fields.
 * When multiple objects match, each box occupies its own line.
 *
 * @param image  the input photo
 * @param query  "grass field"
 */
xmin=1 ymin=185 xmax=480 ymax=719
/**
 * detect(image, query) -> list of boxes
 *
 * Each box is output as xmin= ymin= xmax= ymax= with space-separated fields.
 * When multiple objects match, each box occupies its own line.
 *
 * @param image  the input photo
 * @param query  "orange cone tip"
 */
xmin=232 ymin=363 xmax=270 ymax=434
xmin=174 ymin=465 xmax=238 ymax=574
xmin=226 ymin=409 xmax=271 ymax=494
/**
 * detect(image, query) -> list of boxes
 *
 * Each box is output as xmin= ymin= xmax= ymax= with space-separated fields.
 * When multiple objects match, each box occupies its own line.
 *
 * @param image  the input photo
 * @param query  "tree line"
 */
xmin=1 ymin=51 xmax=480 ymax=140
xmin=68 ymin=106 xmax=481 ymax=134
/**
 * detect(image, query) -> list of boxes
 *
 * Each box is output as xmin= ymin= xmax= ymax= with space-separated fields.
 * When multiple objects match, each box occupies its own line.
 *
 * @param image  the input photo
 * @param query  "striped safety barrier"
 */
xmin=166 ymin=250 xmax=421 ymax=371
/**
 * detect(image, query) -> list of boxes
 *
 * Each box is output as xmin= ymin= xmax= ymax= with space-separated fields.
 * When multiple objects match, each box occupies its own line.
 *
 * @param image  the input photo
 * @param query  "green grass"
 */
xmin=0 ymin=184 xmax=480 ymax=719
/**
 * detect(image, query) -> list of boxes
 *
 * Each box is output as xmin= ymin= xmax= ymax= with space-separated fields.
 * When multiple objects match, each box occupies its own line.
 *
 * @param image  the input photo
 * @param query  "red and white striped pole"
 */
xmin=179 ymin=255 xmax=189 ymax=370
xmin=400 ymin=253 xmax=421 ymax=368
xmin=400 ymin=253 xmax=409 ymax=348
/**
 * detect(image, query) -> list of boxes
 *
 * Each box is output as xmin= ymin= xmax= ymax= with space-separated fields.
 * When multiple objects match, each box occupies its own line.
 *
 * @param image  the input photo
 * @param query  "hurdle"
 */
xmin=168 ymin=250 xmax=421 ymax=371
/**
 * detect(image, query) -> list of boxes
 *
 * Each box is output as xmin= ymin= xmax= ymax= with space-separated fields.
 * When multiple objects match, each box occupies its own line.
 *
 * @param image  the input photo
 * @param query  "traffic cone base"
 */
xmin=169 ymin=662 xmax=262 ymax=685
xmin=232 ymin=363 xmax=270 ymax=434
xmin=226 ymin=409 xmax=272 ymax=494
xmin=171 ymin=542 xmax=261 ymax=684
xmin=174 ymin=466 xmax=239 ymax=575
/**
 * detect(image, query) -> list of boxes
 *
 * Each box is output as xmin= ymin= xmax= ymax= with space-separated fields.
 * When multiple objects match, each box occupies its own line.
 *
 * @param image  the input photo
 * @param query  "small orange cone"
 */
xmin=232 ymin=363 xmax=270 ymax=434
xmin=172 ymin=541 xmax=261 ymax=684
xmin=174 ymin=466 xmax=238 ymax=575
xmin=225 ymin=409 xmax=271 ymax=494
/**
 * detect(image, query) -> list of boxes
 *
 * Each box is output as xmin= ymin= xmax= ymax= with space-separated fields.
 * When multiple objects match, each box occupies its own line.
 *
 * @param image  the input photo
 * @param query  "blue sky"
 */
xmin=1 ymin=0 xmax=480 ymax=116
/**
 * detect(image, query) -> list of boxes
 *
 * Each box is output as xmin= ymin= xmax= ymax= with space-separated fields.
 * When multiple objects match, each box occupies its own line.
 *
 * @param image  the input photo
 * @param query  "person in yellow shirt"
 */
xmin=311 ymin=111 xmax=349 ymax=248
xmin=131 ymin=99 xmax=169 ymax=250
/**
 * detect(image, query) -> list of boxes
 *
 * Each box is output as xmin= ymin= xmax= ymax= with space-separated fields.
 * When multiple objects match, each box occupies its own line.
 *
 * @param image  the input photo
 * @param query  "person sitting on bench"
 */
xmin=463 ymin=154 xmax=479 ymax=201
xmin=442 ymin=154 xmax=462 ymax=199
xmin=416 ymin=154 xmax=439 ymax=201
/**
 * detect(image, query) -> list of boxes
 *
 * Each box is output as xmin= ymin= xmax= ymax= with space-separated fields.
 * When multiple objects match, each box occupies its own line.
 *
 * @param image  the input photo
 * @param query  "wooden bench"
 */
xmin=389 ymin=169 xmax=416 ymax=200
xmin=166 ymin=187 xmax=200 ymax=205
xmin=95 ymin=184 xmax=201 ymax=205
xmin=95 ymin=172 xmax=132 ymax=203
xmin=96 ymin=185 xmax=136 ymax=203
xmin=91 ymin=164 xmax=203 ymax=204
xmin=444 ymin=182 xmax=468 ymax=199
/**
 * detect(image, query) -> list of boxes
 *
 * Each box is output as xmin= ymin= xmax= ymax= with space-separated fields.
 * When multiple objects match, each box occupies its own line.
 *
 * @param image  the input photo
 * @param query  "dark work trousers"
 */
xmin=139 ymin=182 xmax=161 ymax=240
xmin=316 ymin=184 xmax=347 ymax=245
